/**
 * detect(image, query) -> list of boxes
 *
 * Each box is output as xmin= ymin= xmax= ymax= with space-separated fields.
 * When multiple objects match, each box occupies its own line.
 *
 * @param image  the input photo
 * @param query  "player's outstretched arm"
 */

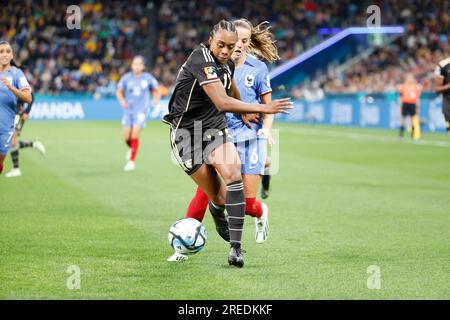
xmin=202 ymin=81 xmax=292 ymax=115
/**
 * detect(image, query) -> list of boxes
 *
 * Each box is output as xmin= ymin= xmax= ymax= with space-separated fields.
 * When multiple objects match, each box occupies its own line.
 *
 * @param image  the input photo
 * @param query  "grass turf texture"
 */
xmin=0 ymin=121 xmax=449 ymax=299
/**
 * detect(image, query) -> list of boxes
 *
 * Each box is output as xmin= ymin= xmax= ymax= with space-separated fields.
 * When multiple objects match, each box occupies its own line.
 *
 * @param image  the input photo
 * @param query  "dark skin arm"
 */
xmin=229 ymin=79 xmax=240 ymax=100
xmin=202 ymin=80 xmax=292 ymax=115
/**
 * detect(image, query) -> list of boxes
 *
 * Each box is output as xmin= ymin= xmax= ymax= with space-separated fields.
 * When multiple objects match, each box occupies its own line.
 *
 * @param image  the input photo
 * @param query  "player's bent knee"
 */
xmin=221 ymin=169 xmax=242 ymax=185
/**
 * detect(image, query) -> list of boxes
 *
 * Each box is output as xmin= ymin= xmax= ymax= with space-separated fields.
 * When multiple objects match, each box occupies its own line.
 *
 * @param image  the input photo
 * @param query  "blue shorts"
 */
xmin=234 ymin=137 xmax=267 ymax=175
xmin=122 ymin=110 xmax=148 ymax=128
xmin=0 ymin=129 xmax=14 ymax=155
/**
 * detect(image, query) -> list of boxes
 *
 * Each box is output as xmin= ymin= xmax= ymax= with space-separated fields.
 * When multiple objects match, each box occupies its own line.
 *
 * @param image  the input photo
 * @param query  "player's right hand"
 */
xmin=120 ymin=101 xmax=129 ymax=109
xmin=265 ymin=98 xmax=293 ymax=114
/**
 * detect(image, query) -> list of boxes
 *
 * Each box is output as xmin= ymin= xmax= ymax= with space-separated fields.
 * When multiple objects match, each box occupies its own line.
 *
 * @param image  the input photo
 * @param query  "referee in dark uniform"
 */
xmin=435 ymin=57 xmax=450 ymax=135
xmin=163 ymin=20 xmax=291 ymax=267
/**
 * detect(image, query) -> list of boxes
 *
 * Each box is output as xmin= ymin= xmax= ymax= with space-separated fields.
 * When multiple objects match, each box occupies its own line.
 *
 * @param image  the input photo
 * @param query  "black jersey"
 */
xmin=435 ymin=57 xmax=450 ymax=100
xmin=163 ymin=45 xmax=234 ymax=132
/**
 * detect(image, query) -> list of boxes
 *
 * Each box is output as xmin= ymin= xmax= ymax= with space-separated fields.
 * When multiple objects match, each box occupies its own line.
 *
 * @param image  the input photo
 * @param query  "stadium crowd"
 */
xmin=295 ymin=0 xmax=450 ymax=95
xmin=1 ymin=0 xmax=448 ymax=96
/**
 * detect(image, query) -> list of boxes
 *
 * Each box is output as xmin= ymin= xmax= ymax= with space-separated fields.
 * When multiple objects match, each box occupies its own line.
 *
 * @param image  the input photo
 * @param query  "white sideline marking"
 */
xmin=284 ymin=127 xmax=450 ymax=148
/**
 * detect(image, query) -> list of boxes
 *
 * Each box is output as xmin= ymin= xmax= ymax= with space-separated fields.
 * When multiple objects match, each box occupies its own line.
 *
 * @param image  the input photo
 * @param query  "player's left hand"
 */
xmin=258 ymin=127 xmax=275 ymax=147
xmin=242 ymin=113 xmax=261 ymax=128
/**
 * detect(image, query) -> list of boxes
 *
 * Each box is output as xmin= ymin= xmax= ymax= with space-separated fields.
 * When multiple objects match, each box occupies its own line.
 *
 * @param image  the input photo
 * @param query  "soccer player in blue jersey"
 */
xmin=5 ymin=95 xmax=46 ymax=178
xmin=116 ymin=55 xmax=160 ymax=171
xmin=0 ymin=40 xmax=32 ymax=175
xmin=169 ymin=19 xmax=280 ymax=262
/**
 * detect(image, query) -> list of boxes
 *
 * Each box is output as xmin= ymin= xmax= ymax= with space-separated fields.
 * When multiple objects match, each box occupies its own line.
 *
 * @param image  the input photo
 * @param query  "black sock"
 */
xmin=209 ymin=201 xmax=225 ymax=216
xmin=19 ymin=141 xmax=33 ymax=149
xmin=262 ymin=174 xmax=271 ymax=191
xmin=11 ymin=149 xmax=19 ymax=169
xmin=225 ymin=180 xmax=245 ymax=246
xmin=399 ymin=125 xmax=405 ymax=137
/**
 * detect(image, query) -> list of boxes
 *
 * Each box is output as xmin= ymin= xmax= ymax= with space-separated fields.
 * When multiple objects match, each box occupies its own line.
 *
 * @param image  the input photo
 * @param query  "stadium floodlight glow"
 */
xmin=270 ymin=26 xmax=405 ymax=79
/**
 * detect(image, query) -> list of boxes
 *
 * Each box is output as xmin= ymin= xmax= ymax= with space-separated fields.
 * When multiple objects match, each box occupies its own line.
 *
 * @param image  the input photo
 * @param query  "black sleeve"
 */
xmin=185 ymin=48 xmax=221 ymax=86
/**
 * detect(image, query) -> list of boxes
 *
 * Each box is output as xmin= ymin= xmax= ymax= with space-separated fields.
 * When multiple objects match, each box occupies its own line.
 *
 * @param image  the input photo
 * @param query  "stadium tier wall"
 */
xmin=29 ymin=93 xmax=447 ymax=132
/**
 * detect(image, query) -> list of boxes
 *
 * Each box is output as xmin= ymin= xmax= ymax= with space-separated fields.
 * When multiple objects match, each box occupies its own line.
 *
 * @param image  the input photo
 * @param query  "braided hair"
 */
xmin=210 ymin=19 xmax=237 ymax=38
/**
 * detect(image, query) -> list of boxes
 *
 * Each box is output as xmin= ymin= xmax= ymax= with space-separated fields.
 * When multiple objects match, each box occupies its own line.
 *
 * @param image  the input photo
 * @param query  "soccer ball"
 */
xmin=168 ymin=218 xmax=207 ymax=254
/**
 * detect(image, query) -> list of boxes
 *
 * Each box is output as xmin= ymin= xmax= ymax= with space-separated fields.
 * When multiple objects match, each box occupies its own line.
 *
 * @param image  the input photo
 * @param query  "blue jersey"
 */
xmin=0 ymin=66 xmax=31 ymax=132
xmin=226 ymin=55 xmax=272 ymax=142
xmin=117 ymin=72 xmax=158 ymax=113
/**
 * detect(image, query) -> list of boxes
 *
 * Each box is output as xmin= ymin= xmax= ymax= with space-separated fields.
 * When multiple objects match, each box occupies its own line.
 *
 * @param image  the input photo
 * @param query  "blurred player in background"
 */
xmin=163 ymin=20 xmax=291 ymax=266
xmin=5 ymin=95 xmax=46 ymax=178
xmin=434 ymin=56 xmax=450 ymax=135
xmin=116 ymin=55 xmax=161 ymax=171
xmin=398 ymin=73 xmax=422 ymax=140
xmin=179 ymin=19 xmax=278 ymax=255
xmin=0 ymin=40 xmax=32 ymax=175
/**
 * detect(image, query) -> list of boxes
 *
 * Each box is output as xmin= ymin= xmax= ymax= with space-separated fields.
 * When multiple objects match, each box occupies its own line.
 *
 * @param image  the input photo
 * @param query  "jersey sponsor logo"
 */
xmin=204 ymin=66 xmax=218 ymax=79
xmin=245 ymin=74 xmax=254 ymax=87
xmin=141 ymin=79 xmax=148 ymax=88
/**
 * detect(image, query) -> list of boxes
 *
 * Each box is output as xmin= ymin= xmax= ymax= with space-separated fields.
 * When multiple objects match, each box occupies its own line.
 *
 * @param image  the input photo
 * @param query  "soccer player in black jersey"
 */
xmin=163 ymin=20 xmax=292 ymax=267
xmin=435 ymin=56 xmax=450 ymax=135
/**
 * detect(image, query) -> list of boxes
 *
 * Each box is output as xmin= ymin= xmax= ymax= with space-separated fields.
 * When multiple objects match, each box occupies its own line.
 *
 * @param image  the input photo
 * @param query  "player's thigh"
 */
xmin=0 ymin=129 xmax=14 ymax=156
xmin=122 ymin=113 xmax=133 ymax=138
xmin=123 ymin=127 xmax=132 ymax=141
xmin=131 ymin=125 xmax=141 ymax=139
xmin=242 ymin=138 xmax=266 ymax=197
xmin=208 ymin=141 xmax=242 ymax=184
xmin=242 ymin=138 xmax=266 ymax=174
xmin=190 ymin=163 xmax=225 ymax=205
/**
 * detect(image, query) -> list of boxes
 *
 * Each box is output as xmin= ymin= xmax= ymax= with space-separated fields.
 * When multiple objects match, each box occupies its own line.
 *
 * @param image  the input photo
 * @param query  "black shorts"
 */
xmin=401 ymin=103 xmax=417 ymax=116
xmin=170 ymin=127 xmax=233 ymax=175
xmin=443 ymin=98 xmax=450 ymax=122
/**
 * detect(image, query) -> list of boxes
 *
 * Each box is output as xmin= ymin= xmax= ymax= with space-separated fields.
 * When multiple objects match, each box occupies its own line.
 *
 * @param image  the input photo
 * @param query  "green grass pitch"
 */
xmin=0 ymin=121 xmax=449 ymax=299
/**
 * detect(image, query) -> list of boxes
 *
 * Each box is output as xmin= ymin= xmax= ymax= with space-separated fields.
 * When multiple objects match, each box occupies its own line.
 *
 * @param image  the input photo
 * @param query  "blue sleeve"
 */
xmin=147 ymin=73 xmax=158 ymax=90
xmin=255 ymin=63 xmax=272 ymax=97
xmin=14 ymin=68 xmax=31 ymax=91
xmin=118 ymin=74 xmax=127 ymax=90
